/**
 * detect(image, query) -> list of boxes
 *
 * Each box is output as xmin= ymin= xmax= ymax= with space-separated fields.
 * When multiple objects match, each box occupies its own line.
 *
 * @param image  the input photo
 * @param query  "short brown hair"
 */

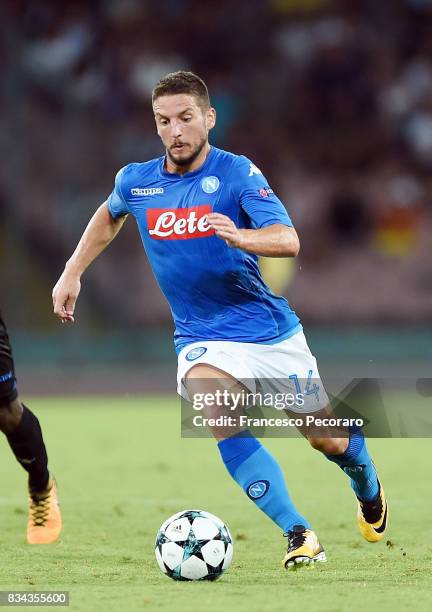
xmin=152 ymin=71 xmax=210 ymax=110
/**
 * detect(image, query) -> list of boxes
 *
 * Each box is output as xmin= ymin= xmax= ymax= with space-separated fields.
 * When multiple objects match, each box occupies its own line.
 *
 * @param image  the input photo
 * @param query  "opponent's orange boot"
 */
xmin=27 ymin=476 xmax=62 ymax=544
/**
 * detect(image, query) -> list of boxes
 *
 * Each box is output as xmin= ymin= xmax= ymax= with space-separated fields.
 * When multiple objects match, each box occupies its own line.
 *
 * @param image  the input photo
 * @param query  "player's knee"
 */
xmin=308 ymin=436 xmax=348 ymax=455
xmin=0 ymin=398 xmax=23 ymax=433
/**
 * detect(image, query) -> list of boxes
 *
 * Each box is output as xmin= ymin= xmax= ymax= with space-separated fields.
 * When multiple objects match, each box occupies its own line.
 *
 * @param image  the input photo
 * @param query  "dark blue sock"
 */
xmin=325 ymin=426 xmax=379 ymax=502
xmin=218 ymin=431 xmax=310 ymax=532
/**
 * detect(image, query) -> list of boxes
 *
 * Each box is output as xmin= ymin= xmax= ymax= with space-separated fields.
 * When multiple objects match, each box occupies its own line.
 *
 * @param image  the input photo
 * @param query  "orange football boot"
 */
xmin=27 ymin=476 xmax=62 ymax=544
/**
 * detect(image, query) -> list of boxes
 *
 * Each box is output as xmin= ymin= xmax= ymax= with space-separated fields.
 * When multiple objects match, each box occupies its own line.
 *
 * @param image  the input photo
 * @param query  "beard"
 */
xmin=167 ymin=137 xmax=207 ymax=168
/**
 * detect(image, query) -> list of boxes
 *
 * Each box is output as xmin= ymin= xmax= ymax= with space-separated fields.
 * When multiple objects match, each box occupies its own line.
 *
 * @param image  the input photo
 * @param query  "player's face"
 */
xmin=153 ymin=94 xmax=216 ymax=168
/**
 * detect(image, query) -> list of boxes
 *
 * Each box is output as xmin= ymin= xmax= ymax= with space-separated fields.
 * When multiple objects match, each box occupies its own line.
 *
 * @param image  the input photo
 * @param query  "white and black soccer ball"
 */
xmin=155 ymin=509 xmax=233 ymax=581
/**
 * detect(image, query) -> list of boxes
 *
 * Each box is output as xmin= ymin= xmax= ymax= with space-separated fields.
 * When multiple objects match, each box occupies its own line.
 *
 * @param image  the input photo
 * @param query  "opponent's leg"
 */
xmin=2 ymin=399 xmax=49 ymax=492
xmin=0 ymin=314 xmax=62 ymax=543
xmin=308 ymin=423 xmax=388 ymax=542
xmin=185 ymin=364 xmax=326 ymax=568
xmin=0 ymin=398 xmax=62 ymax=544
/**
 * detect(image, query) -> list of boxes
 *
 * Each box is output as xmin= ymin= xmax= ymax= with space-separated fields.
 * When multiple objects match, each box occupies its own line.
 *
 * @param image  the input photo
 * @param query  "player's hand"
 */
xmin=205 ymin=213 xmax=244 ymax=249
xmin=52 ymin=271 xmax=81 ymax=324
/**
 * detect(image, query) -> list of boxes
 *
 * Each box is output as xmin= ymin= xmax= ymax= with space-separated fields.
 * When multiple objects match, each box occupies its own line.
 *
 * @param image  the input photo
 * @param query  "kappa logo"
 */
xmin=147 ymin=206 xmax=214 ymax=240
xmin=201 ymin=176 xmax=220 ymax=194
xmin=248 ymin=163 xmax=262 ymax=177
xmin=247 ymin=480 xmax=270 ymax=500
xmin=186 ymin=346 xmax=207 ymax=361
xmin=131 ymin=187 xmax=164 ymax=196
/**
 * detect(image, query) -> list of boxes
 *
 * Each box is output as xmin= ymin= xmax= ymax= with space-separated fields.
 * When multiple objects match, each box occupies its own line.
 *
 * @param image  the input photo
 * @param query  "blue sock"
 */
xmin=325 ymin=426 xmax=379 ymax=502
xmin=218 ymin=431 xmax=310 ymax=533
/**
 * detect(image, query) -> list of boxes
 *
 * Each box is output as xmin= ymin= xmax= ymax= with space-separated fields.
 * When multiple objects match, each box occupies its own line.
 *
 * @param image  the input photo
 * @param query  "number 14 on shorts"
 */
xmin=289 ymin=370 xmax=320 ymax=402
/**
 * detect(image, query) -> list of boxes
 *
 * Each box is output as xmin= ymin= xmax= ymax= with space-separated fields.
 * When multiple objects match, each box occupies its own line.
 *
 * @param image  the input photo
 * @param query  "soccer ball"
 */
xmin=155 ymin=509 xmax=233 ymax=581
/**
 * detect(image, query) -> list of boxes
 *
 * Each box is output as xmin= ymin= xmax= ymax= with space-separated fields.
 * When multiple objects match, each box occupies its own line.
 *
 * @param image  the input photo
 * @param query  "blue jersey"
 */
xmin=107 ymin=147 xmax=301 ymax=353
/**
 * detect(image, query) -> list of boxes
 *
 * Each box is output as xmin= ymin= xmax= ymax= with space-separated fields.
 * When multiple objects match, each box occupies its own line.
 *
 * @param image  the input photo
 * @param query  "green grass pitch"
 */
xmin=1 ymin=396 xmax=431 ymax=611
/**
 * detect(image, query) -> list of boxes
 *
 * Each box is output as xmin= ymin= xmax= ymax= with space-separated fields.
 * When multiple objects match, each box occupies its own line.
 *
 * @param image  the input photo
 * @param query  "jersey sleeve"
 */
xmin=106 ymin=166 xmax=130 ymax=219
xmin=229 ymin=156 xmax=293 ymax=229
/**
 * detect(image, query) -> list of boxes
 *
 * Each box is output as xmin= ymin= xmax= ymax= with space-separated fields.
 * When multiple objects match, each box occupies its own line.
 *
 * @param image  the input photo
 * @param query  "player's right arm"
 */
xmin=53 ymin=165 xmax=131 ymax=323
xmin=52 ymin=202 xmax=127 ymax=323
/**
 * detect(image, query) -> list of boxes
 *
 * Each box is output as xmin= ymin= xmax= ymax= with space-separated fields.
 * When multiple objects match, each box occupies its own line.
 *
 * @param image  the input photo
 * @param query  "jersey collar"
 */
xmin=159 ymin=146 xmax=215 ymax=179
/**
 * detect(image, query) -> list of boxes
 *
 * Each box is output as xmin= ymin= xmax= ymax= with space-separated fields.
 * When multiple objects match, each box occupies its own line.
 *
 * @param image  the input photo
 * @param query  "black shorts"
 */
xmin=0 ymin=312 xmax=18 ymax=403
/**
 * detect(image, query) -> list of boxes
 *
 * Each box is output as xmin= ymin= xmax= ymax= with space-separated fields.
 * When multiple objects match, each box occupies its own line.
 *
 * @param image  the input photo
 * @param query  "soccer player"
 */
xmin=52 ymin=71 xmax=387 ymax=568
xmin=0 ymin=311 xmax=62 ymax=544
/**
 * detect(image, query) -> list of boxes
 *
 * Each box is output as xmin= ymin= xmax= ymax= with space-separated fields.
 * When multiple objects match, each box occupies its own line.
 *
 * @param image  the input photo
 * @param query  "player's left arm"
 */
xmin=206 ymin=213 xmax=299 ymax=257
xmin=206 ymin=156 xmax=299 ymax=257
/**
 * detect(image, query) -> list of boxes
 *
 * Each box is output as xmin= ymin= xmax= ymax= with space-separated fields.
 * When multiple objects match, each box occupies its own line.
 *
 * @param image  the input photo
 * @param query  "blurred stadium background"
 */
xmin=0 ymin=0 xmax=431 ymax=394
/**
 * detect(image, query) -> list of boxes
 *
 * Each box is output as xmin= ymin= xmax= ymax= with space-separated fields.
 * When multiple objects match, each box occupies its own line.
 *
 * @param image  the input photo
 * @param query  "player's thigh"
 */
xmin=185 ymin=363 xmax=248 ymax=440
xmin=254 ymin=333 xmax=348 ymax=448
